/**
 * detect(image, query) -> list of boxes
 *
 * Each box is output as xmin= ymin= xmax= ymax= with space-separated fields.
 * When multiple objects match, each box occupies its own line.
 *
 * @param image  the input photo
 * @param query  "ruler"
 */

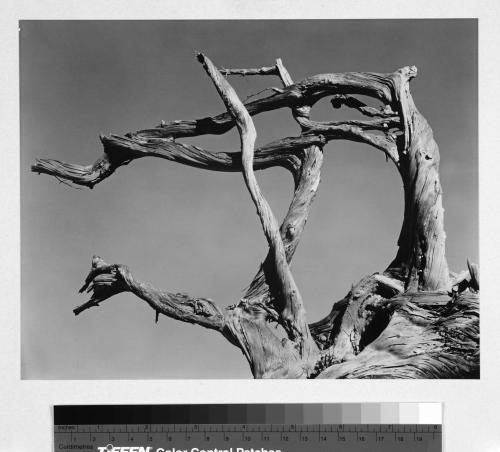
xmin=54 ymin=404 xmax=442 ymax=452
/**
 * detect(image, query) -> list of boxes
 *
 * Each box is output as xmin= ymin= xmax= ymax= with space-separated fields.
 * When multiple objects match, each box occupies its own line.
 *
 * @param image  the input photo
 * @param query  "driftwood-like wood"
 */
xmin=31 ymin=54 xmax=479 ymax=379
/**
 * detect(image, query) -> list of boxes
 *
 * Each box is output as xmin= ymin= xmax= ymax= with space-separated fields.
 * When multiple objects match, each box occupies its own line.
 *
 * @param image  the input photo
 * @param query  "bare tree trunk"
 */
xmin=31 ymin=55 xmax=479 ymax=379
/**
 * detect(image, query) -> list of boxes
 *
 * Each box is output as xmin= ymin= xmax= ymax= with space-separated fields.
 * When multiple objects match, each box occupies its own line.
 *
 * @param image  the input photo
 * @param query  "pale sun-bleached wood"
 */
xmin=31 ymin=55 xmax=478 ymax=378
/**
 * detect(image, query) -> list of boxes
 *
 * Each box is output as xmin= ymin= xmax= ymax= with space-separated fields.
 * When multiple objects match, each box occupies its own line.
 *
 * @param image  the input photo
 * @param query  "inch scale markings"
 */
xmin=54 ymin=423 xmax=441 ymax=451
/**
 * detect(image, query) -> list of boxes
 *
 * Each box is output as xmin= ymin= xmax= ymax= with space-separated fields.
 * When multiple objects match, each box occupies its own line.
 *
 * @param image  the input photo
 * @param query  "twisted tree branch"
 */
xmin=74 ymin=256 xmax=225 ymax=331
xmin=132 ymin=70 xmax=396 ymax=141
xmin=220 ymin=65 xmax=278 ymax=77
xmin=330 ymin=94 xmax=397 ymax=118
xmin=32 ymin=134 xmax=325 ymax=188
xmin=198 ymin=53 xmax=316 ymax=352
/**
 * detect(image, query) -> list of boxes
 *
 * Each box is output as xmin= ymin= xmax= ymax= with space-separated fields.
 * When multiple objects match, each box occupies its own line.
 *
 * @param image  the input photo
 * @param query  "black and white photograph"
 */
xmin=21 ymin=19 xmax=478 ymax=379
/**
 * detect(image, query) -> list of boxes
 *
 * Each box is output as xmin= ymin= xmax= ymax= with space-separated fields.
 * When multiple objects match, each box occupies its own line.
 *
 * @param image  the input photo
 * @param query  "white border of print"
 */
xmin=1 ymin=1 xmax=498 ymax=451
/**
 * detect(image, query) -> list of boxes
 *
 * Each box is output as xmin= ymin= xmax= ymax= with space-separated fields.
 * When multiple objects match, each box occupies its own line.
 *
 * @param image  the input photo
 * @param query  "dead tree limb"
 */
xmin=31 ymin=54 xmax=478 ymax=379
xmin=74 ymin=256 xmax=225 ymax=331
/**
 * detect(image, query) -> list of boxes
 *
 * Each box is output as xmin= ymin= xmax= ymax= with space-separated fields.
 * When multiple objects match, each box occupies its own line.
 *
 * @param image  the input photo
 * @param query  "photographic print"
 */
xmin=21 ymin=19 xmax=478 ymax=379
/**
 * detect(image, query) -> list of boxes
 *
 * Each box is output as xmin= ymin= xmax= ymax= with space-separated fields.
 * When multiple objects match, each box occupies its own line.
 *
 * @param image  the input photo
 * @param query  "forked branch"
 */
xmin=197 ymin=53 xmax=315 ymax=349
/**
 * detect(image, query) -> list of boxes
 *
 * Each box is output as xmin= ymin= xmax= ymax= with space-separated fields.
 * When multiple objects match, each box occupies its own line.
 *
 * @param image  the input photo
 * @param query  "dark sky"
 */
xmin=20 ymin=20 xmax=477 ymax=378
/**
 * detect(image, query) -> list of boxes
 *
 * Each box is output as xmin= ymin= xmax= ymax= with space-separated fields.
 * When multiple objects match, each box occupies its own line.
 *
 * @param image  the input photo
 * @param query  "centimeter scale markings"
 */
xmin=54 ymin=423 xmax=441 ymax=451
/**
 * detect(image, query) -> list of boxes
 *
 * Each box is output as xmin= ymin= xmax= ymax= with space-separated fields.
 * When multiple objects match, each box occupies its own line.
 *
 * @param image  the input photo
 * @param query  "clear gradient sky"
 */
xmin=21 ymin=20 xmax=477 ymax=378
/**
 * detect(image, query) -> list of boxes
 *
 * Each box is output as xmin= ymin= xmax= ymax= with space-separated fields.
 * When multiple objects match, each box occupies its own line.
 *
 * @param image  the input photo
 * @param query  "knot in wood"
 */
xmin=286 ymin=224 xmax=296 ymax=240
